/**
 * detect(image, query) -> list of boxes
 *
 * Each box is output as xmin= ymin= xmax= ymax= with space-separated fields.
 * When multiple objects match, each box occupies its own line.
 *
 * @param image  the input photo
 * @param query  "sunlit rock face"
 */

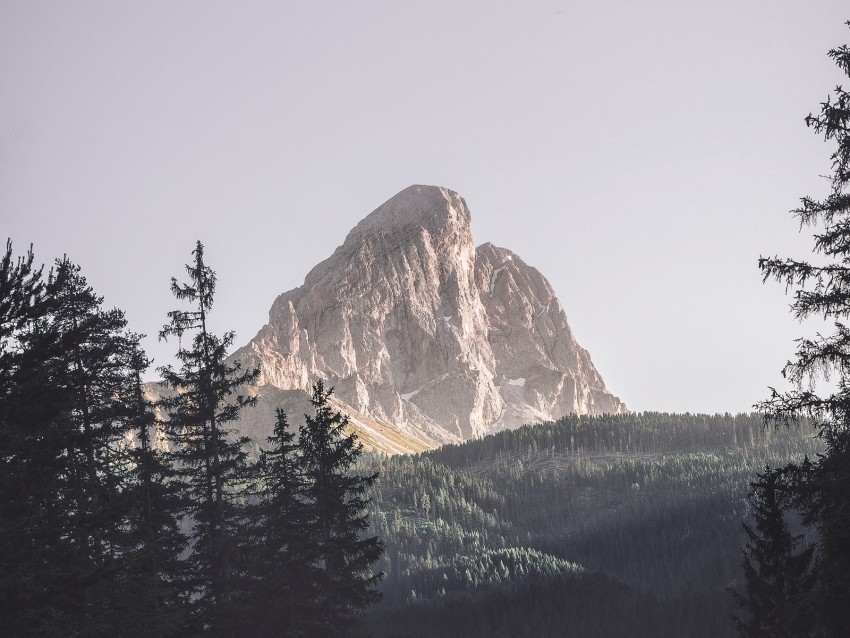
xmin=232 ymin=185 xmax=625 ymax=451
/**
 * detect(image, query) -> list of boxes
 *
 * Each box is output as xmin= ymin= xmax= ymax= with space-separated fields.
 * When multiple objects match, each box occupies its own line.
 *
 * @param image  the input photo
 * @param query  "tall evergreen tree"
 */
xmin=0 ymin=250 xmax=145 ymax=635
xmin=158 ymin=241 xmax=258 ymax=635
xmin=731 ymin=468 xmax=816 ymax=637
xmin=0 ymin=240 xmax=60 ymax=635
xmin=757 ymin=21 xmax=850 ymax=637
xmin=244 ymin=408 xmax=317 ymax=636
xmin=41 ymin=257 xmax=144 ymax=636
xmin=0 ymin=239 xmax=45 ymax=395
xmin=114 ymin=340 xmax=189 ymax=636
xmin=297 ymin=380 xmax=384 ymax=637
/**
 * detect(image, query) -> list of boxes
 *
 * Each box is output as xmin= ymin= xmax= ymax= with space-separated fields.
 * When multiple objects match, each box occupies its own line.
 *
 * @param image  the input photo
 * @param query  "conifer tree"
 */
xmin=731 ymin=469 xmax=816 ymax=638
xmin=757 ymin=21 xmax=850 ymax=636
xmin=114 ymin=341 xmax=189 ymax=636
xmin=44 ymin=257 xmax=148 ymax=635
xmin=158 ymin=241 xmax=258 ymax=635
xmin=0 ymin=251 xmax=144 ymax=634
xmin=0 ymin=239 xmax=45 ymax=395
xmin=297 ymin=380 xmax=384 ymax=636
xmin=244 ymin=408 xmax=317 ymax=636
xmin=0 ymin=240 xmax=58 ymax=634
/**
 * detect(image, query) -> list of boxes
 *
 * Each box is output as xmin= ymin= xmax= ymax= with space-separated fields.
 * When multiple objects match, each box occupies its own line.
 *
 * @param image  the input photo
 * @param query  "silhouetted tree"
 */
xmin=731 ymin=468 xmax=816 ymax=637
xmin=0 ymin=239 xmax=45 ymax=394
xmin=243 ymin=408 xmax=317 ymax=636
xmin=757 ymin=21 xmax=850 ymax=637
xmin=158 ymin=241 xmax=258 ymax=635
xmin=115 ymin=341 xmax=189 ymax=635
xmin=0 ymin=240 xmax=61 ymax=634
xmin=47 ymin=258 xmax=141 ymax=635
xmin=298 ymin=380 xmax=383 ymax=636
xmin=0 ymin=250 xmax=148 ymax=635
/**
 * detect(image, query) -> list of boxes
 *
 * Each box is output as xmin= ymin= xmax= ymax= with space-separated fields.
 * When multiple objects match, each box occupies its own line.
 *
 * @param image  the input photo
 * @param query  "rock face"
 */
xmin=475 ymin=243 xmax=625 ymax=430
xmin=232 ymin=185 xmax=624 ymax=450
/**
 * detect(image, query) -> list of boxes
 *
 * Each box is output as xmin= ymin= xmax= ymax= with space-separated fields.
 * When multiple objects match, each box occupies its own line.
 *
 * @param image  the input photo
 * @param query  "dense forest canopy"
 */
xmin=357 ymin=412 xmax=820 ymax=637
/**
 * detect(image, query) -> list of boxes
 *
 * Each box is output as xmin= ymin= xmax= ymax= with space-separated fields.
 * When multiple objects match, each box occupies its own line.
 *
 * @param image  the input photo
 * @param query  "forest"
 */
xmin=356 ymin=412 xmax=821 ymax=637
xmin=0 ymin=244 xmax=826 ymax=637
xmin=0 ymin=242 xmax=382 ymax=637
xmin=0 ymin=248 xmax=834 ymax=638
xmin=4 ymin=233 xmax=815 ymax=637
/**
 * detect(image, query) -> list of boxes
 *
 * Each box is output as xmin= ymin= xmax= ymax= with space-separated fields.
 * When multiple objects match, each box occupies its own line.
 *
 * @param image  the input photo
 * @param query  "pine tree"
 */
xmin=0 ymin=250 xmax=147 ymax=634
xmin=799 ymin=426 xmax=850 ymax=635
xmin=244 ymin=408 xmax=318 ymax=636
xmin=731 ymin=468 xmax=816 ymax=637
xmin=43 ymin=257 xmax=150 ymax=636
xmin=158 ymin=241 xmax=258 ymax=635
xmin=0 ymin=240 xmax=59 ymax=634
xmin=297 ymin=380 xmax=384 ymax=636
xmin=757 ymin=21 xmax=850 ymax=637
xmin=0 ymin=239 xmax=46 ymax=396
xmin=114 ymin=340 xmax=189 ymax=636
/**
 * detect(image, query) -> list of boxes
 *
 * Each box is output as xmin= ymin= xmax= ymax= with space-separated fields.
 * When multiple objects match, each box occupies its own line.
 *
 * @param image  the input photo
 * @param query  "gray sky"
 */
xmin=2 ymin=1 xmax=849 ymax=413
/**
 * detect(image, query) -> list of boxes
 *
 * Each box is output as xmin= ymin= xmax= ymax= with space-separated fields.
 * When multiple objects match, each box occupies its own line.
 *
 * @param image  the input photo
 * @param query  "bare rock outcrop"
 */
xmin=475 ymin=242 xmax=625 ymax=430
xmin=232 ymin=185 xmax=624 ymax=452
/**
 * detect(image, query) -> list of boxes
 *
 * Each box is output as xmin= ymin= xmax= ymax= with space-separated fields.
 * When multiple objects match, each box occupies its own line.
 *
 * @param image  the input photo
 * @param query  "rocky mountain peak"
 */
xmin=344 ymin=185 xmax=470 ymax=239
xmin=232 ymin=185 xmax=625 ymax=453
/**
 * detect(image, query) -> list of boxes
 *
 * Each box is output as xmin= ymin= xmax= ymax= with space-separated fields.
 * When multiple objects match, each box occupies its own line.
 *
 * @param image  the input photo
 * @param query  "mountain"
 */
xmin=232 ymin=185 xmax=625 ymax=453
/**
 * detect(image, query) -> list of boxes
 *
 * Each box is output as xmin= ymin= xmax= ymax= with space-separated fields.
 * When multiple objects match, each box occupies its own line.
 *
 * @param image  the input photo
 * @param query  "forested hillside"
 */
xmin=357 ymin=413 xmax=821 ymax=637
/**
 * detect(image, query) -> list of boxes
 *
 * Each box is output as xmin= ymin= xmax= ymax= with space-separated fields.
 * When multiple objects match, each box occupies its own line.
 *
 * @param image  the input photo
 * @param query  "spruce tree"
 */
xmin=114 ymin=340 xmax=189 ymax=636
xmin=757 ymin=21 xmax=850 ymax=636
xmin=0 ymin=251 xmax=146 ymax=635
xmin=0 ymin=240 xmax=59 ymax=634
xmin=158 ymin=241 xmax=258 ymax=635
xmin=297 ymin=380 xmax=384 ymax=636
xmin=0 ymin=239 xmax=45 ymax=396
xmin=244 ymin=408 xmax=317 ymax=636
xmin=42 ymin=257 xmax=148 ymax=636
xmin=731 ymin=468 xmax=816 ymax=637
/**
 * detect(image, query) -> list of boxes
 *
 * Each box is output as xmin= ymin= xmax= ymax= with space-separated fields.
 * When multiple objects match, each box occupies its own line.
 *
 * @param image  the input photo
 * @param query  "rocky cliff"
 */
xmin=230 ymin=185 xmax=625 ymax=453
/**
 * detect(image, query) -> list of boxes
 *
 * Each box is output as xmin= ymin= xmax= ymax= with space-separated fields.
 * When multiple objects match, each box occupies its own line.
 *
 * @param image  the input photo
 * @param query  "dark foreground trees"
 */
xmin=731 ymin=469 xmax=816 ymax=638
xmin=0 ymin=240 xmax=384 ymax=636
xmin=157 ymin=243 xmax=383 ymax=636
xmin=117 ymin=343 xmax=189 ymax=635
xmin=158 ymin=241 xmax=259 ymax=634
xmin=244 ymin=408 xmax=316 ymax=635
xmin=748 ymin=20 xmax=850 ymax=638
xmin=297 ymin=381 xmax=384 ymax=635
xmin=247 ymin=384 xmax=384 ymax=637
xmin=0 ymin=246 xmax=184 ymax=635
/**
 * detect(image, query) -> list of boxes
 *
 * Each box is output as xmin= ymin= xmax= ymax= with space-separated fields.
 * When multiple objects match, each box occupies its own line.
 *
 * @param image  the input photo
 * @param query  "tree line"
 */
xmin=0 ymin=240 xmax=383 ymax=637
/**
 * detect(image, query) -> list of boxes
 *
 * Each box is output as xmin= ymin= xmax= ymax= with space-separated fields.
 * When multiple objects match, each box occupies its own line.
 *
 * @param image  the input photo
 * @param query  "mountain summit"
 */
xmin=233 ymin=185 xmax=624 ymax=452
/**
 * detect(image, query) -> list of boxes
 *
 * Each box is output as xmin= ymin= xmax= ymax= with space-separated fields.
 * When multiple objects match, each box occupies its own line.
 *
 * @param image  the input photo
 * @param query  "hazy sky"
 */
xmin=2 ymin=2 xmax=849 ymax=413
